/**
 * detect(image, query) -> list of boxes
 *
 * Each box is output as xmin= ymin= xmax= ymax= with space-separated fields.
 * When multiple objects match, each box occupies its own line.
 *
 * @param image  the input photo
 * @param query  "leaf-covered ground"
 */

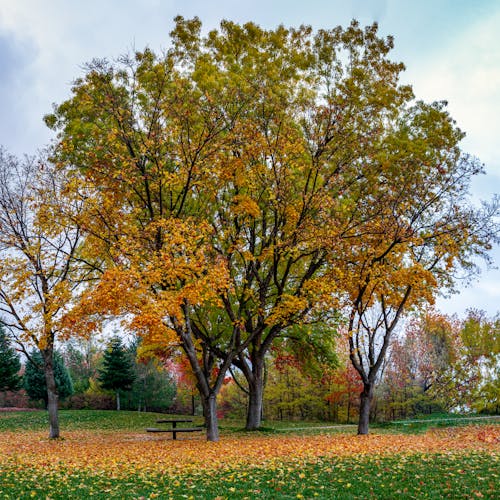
xmin=0 ymin=422 xmax=498 ymax=498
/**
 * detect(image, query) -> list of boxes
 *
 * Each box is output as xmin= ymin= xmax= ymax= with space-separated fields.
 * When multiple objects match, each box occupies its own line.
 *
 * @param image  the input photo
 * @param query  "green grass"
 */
xmin=0 ymin=410 xmax=498 ymax=498
xmin=1 ymin=408 xmax=498 ymax=435
xmin=1 ymin=408 xmax=497 ymax=435
xmin=0 ymin=409 xmax=204 ymax=432
xmin=379 ymin=413 xmax=500 ymax=434
xmin=0 ymin=452 xmax=497 ymax=499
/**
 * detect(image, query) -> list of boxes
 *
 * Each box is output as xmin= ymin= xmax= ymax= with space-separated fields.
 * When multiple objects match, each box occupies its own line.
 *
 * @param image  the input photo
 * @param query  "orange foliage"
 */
xmin=0 ymin=426 xmax=497 ymax=477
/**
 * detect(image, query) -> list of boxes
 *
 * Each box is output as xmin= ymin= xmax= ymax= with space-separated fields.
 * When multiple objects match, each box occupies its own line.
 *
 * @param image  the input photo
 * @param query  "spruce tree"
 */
xmin=0 ymin=325 xmax=21 ymax=401
xmin=98 ymin=337 xmax=135 ymax=410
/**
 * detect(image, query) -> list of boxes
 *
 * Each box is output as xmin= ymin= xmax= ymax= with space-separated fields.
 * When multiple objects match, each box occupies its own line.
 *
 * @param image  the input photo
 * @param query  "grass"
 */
xmin=2 ymin=409 xmax=495 ymax=434
xmin=1 ymin=453 xmax=497 ymax=499
xmin=0 ymin=409 xmax=203 ymax=432
xmin=381 ymin=413 xmax=500 ymax=434
xmin=0 ymin=409 xmax=498 ymax=499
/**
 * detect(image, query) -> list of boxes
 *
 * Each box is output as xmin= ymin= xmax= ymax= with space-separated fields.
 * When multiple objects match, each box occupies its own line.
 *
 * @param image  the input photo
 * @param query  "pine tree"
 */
xmin=98 ymin=337 xmax=135 ymax=410
xmin=0 ymin=325 xmax=21 ymax=401
xmin=23 ymin=350 xmax=74 ymax=407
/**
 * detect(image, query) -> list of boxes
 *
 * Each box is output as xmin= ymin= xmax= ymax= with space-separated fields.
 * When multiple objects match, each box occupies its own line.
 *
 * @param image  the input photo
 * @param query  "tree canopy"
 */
xmin=45 ymin=17 xmax=499 ymax=439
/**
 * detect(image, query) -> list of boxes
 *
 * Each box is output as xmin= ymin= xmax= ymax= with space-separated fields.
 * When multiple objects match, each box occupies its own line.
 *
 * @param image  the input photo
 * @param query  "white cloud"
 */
xmin=405 ymin=10 xmax=500 ymax=169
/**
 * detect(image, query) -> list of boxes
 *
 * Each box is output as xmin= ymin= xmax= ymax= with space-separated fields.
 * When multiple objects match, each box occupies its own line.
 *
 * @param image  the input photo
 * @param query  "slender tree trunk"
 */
xmin=42 ymin=349 xmax=60 ymax=439
xmin=201 ymin=393 xmax=219 ymax=442
xmin=246 ymin=361 xmax=264 ymax=430
xmin=116 ymin=391 xmax=121 ymax=411
xmin=358 ymin=383 xmax=373 ymax=435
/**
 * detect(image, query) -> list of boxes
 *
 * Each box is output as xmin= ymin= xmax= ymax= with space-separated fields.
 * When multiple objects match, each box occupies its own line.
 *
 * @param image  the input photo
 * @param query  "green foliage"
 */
xmin=461 ymin=311 xmax=500 ymax=414
xmin=98 ymin=337 xmax=135 ymax=397
xmin=124 ymin=359 xmax=176 ymax=412
xmin=23 ymin=350 xmax=74 ymax=405
xmin=0 ymin=325 xmax=21 ymax=393
xmin=62 ymin=339 xmax=99 ymax=394
xmin=282 ymin=323 xmax=340 ymax=377
xmin=264 ymin=360 xmax=330 ymax=421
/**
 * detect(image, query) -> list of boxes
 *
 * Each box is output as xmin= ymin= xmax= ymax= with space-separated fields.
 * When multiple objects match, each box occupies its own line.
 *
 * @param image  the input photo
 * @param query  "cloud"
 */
xmin=405 ymin=9 xmax=500 ymax=170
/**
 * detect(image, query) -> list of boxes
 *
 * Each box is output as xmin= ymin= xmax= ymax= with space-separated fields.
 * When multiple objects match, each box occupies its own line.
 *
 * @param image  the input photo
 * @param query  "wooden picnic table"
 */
xmin=155 ymin=418 xmax=193 ymax=428
xmin=146 ymin=418 xmax=203 ymax=439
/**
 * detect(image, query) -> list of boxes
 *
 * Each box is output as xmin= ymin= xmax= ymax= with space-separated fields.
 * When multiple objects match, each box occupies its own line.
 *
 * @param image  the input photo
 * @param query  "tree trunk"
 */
xmin=246 ymin=362 xmax=264 ymax=430
xmin=358 ymin=383 xmax=373 ymax=435
xmin=201 ymin=393 xmax=219 ymax=442
xmin=116 ymin=390 xmax=121 ymax=411
xmin=42 ymin=349 xmax=60 ymax=439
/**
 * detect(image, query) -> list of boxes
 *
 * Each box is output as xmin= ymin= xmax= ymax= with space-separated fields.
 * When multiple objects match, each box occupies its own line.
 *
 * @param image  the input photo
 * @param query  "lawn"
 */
xmin=0 ymin=410 xmax=498 ymax=499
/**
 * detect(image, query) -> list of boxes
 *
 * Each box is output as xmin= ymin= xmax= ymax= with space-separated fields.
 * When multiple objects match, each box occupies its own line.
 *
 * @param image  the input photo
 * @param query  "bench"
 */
xmin=146 ymin=427 xmax=203 ymax=439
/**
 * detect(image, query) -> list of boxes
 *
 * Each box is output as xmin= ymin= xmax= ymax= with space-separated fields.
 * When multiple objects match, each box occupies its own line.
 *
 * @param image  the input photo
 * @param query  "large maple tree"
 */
xmin=46 ymin=17 xmax=498 ymax=440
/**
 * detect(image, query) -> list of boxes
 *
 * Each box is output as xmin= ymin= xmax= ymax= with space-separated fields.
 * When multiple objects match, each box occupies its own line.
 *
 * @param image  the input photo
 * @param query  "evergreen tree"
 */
xmin=98 ymin=337 xmax=135 ymax=410
xmin=0 ymin=325 xmax=22 ymax=400
xmin=24 ymin=350 xmax=74 ymax=407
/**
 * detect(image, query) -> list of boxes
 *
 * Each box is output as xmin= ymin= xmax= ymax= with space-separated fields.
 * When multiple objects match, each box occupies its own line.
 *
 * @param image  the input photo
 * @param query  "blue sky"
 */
xmin=0 ymin=0 xmax=499 ymax=317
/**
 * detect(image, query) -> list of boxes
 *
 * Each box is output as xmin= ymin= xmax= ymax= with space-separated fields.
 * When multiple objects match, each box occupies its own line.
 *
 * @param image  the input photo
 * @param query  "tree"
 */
xmin=126 ymin=358 xmax=176 ymax=412
xmin=380 ymin=311 xmax=464 ymax=419
xmin=98 ymin=337 xmax=136 ymax=410
xmin=126 ymin=339 xmax=176 ymax=412
xmin=379 ymin=309 xmax=500 ymax=420
xmin=61 ymin=338 xmax=99 ymax=394
xmin=460 ymin=310 xmax=500 ymax=414
xmin=24 ymin=350 xmax=73 ymax=406
xmin=325 ymin=362 xmax=364 ymax=424
xmin=45 ymin=18 xmax=409 ymax=439
xmin=340 ymin=131 xmax=499 ymax=433
xmin=0 ymin=148 xmax=96 ymax=438
xmin=0 ymin=324 xmax=22 ymax=400
xmin=46 ymin=18 xmax=498 ymax=440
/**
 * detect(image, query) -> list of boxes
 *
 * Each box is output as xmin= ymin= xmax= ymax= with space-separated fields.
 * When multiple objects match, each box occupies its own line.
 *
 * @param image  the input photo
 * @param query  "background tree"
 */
xmin=460 ymin=310 xmax=500 ymax=414
xmin=335 ymin=99 xmax=499 ymax=434
xmin=62 ymin=337 xmax=99 ymax=394
xmin=0 ymin=148 xmax=96 ymax=438
xmin=98 ymin=337 xmax=136 ymax=410
xmin=376 ymin=309 xmax=500 ymax=421
xmin=380 ymin=311 xmax=463 ymax=419
xmin=24 ymin=350 xmax=73 ymax=407
xmin=324 ymin=361 xmax=364 ymax=424
xmin=167 ymin=355 xmax=200 ymax=415
xmin=0 ymin=324 xmax=22 ymax=403
xmin=125 ymin=339 xmax=176 ymax=412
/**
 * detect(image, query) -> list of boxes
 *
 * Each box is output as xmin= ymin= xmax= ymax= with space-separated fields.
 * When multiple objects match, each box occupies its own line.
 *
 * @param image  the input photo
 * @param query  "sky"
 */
xmin=0 ymin=0 xmax=499 ymax=318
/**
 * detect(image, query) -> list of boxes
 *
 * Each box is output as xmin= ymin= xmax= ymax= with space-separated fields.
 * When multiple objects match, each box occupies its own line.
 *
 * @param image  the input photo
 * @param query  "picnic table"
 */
xmin=146 ymin=418 xmax=203 ymax=439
